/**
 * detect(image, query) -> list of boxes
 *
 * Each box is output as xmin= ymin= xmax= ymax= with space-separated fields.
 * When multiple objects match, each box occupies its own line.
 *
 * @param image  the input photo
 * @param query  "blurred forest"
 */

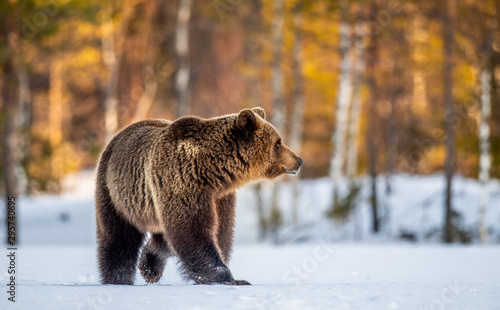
xmin=1 ymin=0 xmax=499 ymax=242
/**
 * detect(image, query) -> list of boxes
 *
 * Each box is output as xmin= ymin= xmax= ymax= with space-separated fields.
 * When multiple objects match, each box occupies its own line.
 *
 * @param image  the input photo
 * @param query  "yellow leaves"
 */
xmin=421 ymin=146 xmax=446 ymax=173
xmin=454 ymin=61 xmax=477 ymax=97
xmin=75 ymin=20 xmax=95 ymax=37
xmin=75 ymin=46 xmax=100 ymax=67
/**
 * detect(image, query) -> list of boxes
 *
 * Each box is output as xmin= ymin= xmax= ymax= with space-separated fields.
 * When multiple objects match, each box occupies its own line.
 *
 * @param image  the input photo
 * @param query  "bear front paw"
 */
xmin=225 ymin=280 xmax=251 ymax=285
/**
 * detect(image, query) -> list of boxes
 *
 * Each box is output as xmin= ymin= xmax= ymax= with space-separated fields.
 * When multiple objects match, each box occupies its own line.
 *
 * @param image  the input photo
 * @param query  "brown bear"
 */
xmin=95 ymin=107 xmax=303 ymax=285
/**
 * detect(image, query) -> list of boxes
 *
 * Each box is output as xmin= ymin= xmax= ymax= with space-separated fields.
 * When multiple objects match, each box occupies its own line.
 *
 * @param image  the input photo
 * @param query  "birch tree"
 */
xmin=175 ymin=0 xmax=193 ymax=118
xmin=346 ymin=21 xmax=365 ymax=181
xmin=478 ymin=61 xmax=491 ymax=244
xmin=329 ymin=7 xmax=353 ymax=215
xmin=478 ymin=23 xmax=494 ymax=244
xmin=346 ymin=15 xmax=366 ymax=240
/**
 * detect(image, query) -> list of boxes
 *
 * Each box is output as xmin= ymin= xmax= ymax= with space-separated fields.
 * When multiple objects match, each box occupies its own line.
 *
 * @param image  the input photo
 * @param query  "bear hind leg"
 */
xmin=139 ymin=233 xmax=171 ymax=283
xmin=96 ymin=195 xmax=144 ymax=285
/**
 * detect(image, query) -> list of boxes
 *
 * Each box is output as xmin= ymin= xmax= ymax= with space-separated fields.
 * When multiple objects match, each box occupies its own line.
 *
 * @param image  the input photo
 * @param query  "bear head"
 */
xmin=235 ymin=107 xmax=304 ymax=180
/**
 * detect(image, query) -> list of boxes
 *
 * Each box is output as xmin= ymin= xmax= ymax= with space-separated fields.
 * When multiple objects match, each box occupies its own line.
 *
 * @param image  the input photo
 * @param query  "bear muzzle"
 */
xmin=282 ymin=157 xmax=304 ymax=175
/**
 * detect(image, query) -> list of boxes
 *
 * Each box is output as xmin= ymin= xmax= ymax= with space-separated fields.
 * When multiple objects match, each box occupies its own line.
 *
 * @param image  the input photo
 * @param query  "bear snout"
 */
xmin=282 ymin=157 xmax=304 ymax=175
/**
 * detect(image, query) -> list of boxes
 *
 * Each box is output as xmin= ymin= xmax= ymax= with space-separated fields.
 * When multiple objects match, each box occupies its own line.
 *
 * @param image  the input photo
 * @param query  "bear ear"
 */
xmin=236 ymin=108 xmax=259 ymax=133
xmin=252 ymin=107 xmax=266 ymax=120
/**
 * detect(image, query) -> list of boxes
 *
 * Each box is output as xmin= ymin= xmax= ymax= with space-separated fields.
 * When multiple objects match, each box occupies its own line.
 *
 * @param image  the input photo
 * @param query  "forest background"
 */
xmin=1 ymin=0 xmax=499 ymax=244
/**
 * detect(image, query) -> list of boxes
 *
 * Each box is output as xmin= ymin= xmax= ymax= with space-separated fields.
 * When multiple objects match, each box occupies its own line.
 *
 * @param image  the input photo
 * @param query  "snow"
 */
xmin=238 ymin=174 xmax=500 ymax=243
xmin=1 ymin=171 xmax=499 ymax=309
xmin=2 ymin=244 xmax=499 ymax=309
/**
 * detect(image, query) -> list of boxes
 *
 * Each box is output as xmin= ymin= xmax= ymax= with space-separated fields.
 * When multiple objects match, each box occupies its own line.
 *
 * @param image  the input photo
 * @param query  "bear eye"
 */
xmin=276 ymin=140 xmax=282 ymax=149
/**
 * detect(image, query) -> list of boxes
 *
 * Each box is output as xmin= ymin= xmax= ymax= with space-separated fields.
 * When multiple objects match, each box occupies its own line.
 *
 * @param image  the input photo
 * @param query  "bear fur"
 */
xmin=95 ymin=107 xmax=303 ymax=285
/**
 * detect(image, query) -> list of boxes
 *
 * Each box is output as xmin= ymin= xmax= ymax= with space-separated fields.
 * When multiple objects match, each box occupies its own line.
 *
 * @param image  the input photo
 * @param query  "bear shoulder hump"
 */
xmin=169 ymin=116 xmax=204 ymax=138
xmin=120 ymin=119 xmax=171 ymax=135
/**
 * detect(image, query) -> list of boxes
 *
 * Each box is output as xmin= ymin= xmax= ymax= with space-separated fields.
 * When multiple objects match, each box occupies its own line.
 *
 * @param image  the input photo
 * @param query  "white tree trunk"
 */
xmin=346 ymin=22 xmax=365 ymax=180
xmin=175 ymin=0 xmax=192 ymax=118
xmin=329 ymin=16 xmax=353 ymax=209
xmin=346 ymin=20 xmax=365 ymax=240
xmin=478 ymin=65 xmax=491 ymax=244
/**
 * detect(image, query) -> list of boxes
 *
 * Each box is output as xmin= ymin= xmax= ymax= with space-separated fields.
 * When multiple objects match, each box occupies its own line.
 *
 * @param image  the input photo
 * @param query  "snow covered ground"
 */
xmin=1 ymin=171 xmax=499 ymax=309
xmin=2 ymin=244 xmax=499 ymax=309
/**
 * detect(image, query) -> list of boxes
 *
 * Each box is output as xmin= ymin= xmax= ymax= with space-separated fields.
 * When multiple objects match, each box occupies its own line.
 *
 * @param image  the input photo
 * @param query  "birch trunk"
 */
xmin=175 ymin=0 xmax=192 ymax=118
xmin=346 ymin=22 xmax=365 ymax=180
xmin=269 ymin=0 xmax=285 ymax=241
xmin=346 ymin=19 xmax=365 ymax=240
xmin=290 ymin=6 xmax=305 ymax=227
xmin=329 ymin=11 xmax=352 ymax=213
xmin=478 ymin=66 xmax=491 ymax=244
xmin=478 ymin=25 xmax=493 ymax=244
